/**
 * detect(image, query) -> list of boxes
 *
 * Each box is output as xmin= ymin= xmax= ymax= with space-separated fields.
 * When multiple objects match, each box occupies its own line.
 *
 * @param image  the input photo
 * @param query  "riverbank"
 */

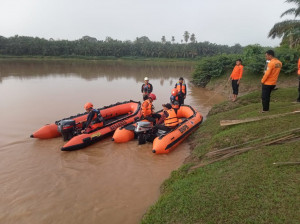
xmin=141 ymin=82 xmax=300 ymax=223
xmin=0 ymin=54 xmax=198 ymax=63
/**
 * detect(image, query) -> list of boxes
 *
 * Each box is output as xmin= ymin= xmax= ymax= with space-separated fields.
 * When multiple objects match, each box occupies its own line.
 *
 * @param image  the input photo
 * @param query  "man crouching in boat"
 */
xmin=154 ymin=103 xmax=178 ymax=133
xmin=81 ymin=102 xmax=104 ymax=133
xmin=141 ymin=93 xmax=161 ymax=125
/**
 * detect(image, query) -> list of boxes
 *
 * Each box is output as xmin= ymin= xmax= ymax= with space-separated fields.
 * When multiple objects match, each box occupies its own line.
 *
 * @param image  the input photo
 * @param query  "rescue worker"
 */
xmin=154 ymin=103 xmax=179 ymax=133
xmin=229 ymin=59 xmax=244 ymax=102
xmin=297 ymin=58 xmax=300 ymax=102
xmin=170 ymin=88 xmax=180 ymax=113
xmin=82 ymin=102 xmax=103 ymax=133
xmin=141 ymin=93 xmax=161 ymax=124
xmin=174 ymin=77 xmax=187 ymax=105
xmin=141 ymin=77 xmax=153 ymax=100
xmin=261 ymin=50 xmax=282 ymax=112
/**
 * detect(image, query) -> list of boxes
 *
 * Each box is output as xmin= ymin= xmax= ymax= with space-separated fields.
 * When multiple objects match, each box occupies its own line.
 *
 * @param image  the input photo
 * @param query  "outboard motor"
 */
xmin=134 ymin=121 xmax=154 ymax=145
xmin=57 ymin=119 xmax=76 ymax=141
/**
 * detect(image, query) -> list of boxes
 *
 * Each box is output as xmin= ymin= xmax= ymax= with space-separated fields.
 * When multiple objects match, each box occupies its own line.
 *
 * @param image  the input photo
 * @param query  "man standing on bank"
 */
xmin=261 ymin=50 xmax=282 ymax=112
xmin=297 ymin=58 xmax=300 ymax=102
xmin=230 ymin=59 xmax=244 ymax=102
xmin=141 ymin=77 xmax=153 ymax=100
xmin=174 ymin=77 xmax=187 ymax=105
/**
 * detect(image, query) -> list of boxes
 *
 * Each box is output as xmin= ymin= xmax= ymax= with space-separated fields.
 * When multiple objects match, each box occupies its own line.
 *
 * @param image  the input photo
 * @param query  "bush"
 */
xmin=192 ymin=54 xmax=241 ymax=87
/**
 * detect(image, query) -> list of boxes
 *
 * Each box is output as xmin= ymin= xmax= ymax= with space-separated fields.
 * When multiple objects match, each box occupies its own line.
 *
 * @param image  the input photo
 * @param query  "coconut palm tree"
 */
xmin=268 ymin=0 xmax=300 ymax=48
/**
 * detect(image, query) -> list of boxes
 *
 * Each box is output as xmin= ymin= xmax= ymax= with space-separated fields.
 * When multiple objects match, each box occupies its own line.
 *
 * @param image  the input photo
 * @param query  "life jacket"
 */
xmin=170 ymin=95 xmax=180 ymax=109
xmin=164 ymin=109 xmax=179 ymax=127
xmin=142 ymin=83 xmax=151 ymax=93
xmin=176 ymin=82 xmax=186 ymax=95
xmin=142 ymin=99 xmax=152 ymax=117
xmin=172 ymin=101 xmax=180 ymax=109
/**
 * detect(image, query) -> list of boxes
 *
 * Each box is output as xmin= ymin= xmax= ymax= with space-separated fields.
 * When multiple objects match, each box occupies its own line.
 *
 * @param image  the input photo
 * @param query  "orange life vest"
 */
xmin=176 ymin=82 xmax=186 ymax=95
xmin=171 ymin=96 xmax=180 ymax=109
xmin=142 ymin=99 xmax=152 ymax=117
xmin=164 ymin=109 xmax=179 ymax=127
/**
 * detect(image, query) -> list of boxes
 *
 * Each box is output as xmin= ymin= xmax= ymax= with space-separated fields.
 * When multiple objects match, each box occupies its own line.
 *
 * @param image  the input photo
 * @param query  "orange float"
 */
xmin=112 ymin=105 xmax=203 ymax=154
xmin=30 ymin=101 xmax=142 ymax=151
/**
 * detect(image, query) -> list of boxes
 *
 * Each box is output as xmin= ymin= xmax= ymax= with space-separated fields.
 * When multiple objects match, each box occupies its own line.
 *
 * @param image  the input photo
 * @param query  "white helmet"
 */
xmin=144 ymin=77 xmax=149 ymax=81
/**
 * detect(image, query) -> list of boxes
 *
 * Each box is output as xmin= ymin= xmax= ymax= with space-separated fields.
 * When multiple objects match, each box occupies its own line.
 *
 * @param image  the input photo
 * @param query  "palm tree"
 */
xmin=183 ymin=31 xmax=190 ymax=43
xmin=268 ymin=0 xmax=300 ymax=48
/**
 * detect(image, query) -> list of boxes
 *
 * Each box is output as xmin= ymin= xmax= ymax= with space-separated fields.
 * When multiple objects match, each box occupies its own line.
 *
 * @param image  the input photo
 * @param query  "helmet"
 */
xmin=171 ymin=88 xmax=178 ymax=96
xmin=84 ymin=102 xmax=93 ymax=110
xmin=148 ymin=93 xmax=156 ymax=100
xmin=144 ymin=77 xmax=149 ymax=81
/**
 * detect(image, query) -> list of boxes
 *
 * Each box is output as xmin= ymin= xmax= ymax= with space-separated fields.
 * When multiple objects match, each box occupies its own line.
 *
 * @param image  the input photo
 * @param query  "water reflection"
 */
xmin=0 ymin=60 xmax=195 ymax=82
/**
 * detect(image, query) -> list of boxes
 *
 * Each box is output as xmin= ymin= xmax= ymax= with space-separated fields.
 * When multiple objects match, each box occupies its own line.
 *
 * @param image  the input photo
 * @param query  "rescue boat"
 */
xmin=30 ymin=100 xmax=142 ymax=151
xmin=112 ymin=105 xmax=203 ymax=154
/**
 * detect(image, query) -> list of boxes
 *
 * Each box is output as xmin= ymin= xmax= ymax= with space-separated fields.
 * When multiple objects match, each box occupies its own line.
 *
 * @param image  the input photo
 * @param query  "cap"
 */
xmin=144 ymin=77 xmax=149 ymax=81
xmin=162 ymin=103 xmax=172 ymax=109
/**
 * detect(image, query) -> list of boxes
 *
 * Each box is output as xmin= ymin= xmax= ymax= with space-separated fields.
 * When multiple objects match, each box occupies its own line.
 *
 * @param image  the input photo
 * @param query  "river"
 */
xmin=0 ymin=60 xmax=224 ymax=224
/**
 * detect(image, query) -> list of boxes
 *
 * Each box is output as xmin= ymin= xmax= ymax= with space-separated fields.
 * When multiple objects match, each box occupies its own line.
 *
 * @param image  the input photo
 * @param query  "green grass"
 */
xmin=141 ymin=87 xmax=300 ymax=224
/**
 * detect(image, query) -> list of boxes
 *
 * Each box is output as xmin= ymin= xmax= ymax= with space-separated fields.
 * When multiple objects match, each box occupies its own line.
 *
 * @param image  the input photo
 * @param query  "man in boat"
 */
xmin=174 ymin=77 xmax=187 ymax=105
xmin=261 ymin=50 xmax=282 ymax=112
xmin=170 ymin=88 xmax=180 ymax=113
xmin=141 ymin=77 xmax=153 ymax=100
xmin=154 ymin=103 xmax=179 ymax=133
xmin=229 ymin=59 xmax=244 ymax=102
xmin=141 ymin=93 xmax=161 ymax=124
xmin=81 ymin=102 xmax=104 ymax=133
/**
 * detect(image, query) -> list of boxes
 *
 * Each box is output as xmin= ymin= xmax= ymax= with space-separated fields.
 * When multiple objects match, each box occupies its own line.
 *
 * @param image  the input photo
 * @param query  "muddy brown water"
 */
xmin=0 ymin=60 xmax=224 ymax=224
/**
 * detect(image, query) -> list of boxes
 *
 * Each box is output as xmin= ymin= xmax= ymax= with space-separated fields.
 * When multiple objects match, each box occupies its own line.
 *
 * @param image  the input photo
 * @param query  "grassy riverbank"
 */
xmin=142 ymin=87 xmax=300 ymax=224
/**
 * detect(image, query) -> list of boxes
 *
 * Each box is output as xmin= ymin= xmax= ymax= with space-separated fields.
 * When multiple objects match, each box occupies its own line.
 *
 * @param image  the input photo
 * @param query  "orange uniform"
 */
xmin=230 ymin=65 xmax=244 ymax=80
xmin=141 ymin=99 xmax=153 ymax=117
xmin=298 ymin=58 xmax=300 ymax=75
xmin=261 ymin=58 xmax=282 ymax=85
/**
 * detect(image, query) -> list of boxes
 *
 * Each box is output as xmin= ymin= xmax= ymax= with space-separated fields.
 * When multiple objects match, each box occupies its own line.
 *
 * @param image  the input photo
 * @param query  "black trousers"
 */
xmin=178 ymin=95 xmax=185 ymax=105
xmin=262 ymin=84 xmax=275 ymax=111
xmin=232 ymin=80 xmax=239 ymax=95
xmin=297 ymin=76 xmax=300 ymax=102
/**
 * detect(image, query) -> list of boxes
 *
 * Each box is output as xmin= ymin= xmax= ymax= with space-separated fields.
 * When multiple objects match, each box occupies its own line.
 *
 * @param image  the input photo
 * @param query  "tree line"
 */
xmin=0 ymin=34 xmax=243 ymax=59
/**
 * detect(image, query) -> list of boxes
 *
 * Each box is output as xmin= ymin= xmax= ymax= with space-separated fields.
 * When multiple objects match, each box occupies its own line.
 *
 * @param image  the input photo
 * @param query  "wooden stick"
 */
xmin=273 ymin=162 xmax=300 ymax=166
xmin=220 ymin=110 xmax=300 ymax=126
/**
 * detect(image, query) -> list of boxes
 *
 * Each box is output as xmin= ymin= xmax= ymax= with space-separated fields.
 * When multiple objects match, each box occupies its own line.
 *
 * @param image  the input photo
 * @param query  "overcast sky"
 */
xmin=0 ymin=0 xmax=294 ymax=46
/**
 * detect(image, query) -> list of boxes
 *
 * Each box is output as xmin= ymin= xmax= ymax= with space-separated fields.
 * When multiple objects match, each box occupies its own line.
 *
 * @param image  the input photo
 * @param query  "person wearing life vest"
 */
xmin=141 ymin=77 xmax=153 ymax=100
xmin=261 ymin=50 xmax=282 ymax=112
xmin=297 ymin=58 xmax=300 ymax=102
xmin=154 ymin=103 xmax=178 ymax=133
xmin=229 ymin=59 xmax=244 ymax=102
xmin=170 ymin=88 xmax=180 ymax=113
xmin=174 ymin=77 xmax=187 ymax=105
xmin=82 ymin=102 xmax=103 ymax=133
xmin=141 ymin=93 xmax=161 ymax=124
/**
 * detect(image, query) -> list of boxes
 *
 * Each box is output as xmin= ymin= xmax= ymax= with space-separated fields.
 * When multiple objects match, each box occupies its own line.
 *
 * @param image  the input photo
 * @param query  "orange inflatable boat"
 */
xmin=30 ymin=100 xmax=142 ymax=151
xmin=112 ymin=105 xmax=203 ymax=154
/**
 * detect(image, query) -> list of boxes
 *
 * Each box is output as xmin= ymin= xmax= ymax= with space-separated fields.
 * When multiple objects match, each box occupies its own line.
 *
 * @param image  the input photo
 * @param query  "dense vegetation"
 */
xmin=192 ymin=45 xmax=299 ymax=87
xmin=142 ymin=87 xmax=300 ymax=224
xmin=0 ymin=35 xmax=243 ymax=59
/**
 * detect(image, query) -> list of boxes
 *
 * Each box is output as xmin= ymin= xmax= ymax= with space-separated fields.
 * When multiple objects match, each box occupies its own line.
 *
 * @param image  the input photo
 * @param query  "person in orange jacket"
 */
xmin=261 ymin=50 xmax=282 ymax=112
xmin=141 ymin=93 xmax=161 ymax=124
xmin=229 ymin=59 xmax=244 ymax=102
xmin=154 ymin=103 xmax=178 ymax=133
xmin=297 ymin=58 xmax=300 ymax=102
xmin=81 ymin=102 xmax=104 ymax=133
xmin=174 ymin=77 xmax=187 ymax=105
